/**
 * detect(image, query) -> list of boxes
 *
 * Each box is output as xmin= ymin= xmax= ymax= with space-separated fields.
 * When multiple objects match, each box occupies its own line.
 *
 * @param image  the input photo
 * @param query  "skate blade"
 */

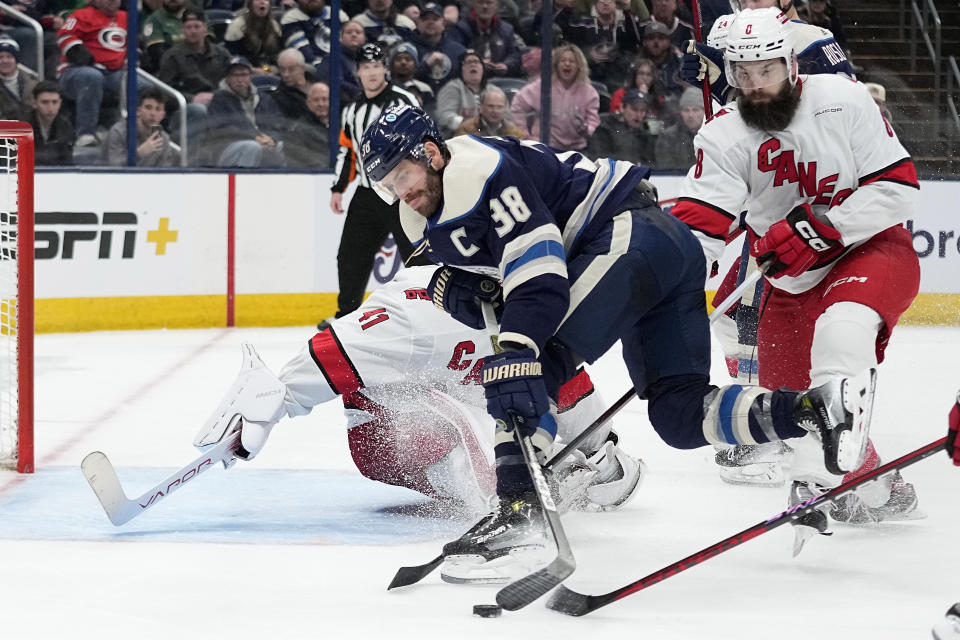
xmin=440 ymin=546 xmax=552 ymax=585
xmin=791 ymin=523 xmax=833 ymax=557
xmin=718 ymin=462 xmax=785 ymax=487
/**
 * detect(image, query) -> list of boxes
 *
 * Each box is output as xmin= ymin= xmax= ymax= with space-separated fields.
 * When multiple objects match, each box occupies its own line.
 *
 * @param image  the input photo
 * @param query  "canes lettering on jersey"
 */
xmin=756 ymin=137 xmax=852 ymax=208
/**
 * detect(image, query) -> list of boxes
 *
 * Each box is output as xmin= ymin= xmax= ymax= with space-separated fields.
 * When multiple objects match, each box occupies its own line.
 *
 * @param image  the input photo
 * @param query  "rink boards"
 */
xmin=31 ymin=171 xmax=960 ymax=332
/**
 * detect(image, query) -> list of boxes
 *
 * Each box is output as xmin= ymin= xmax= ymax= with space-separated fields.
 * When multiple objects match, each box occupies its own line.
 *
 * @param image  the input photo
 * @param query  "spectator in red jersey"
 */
xmin=57 ymin=0 xmax=129 ymax=147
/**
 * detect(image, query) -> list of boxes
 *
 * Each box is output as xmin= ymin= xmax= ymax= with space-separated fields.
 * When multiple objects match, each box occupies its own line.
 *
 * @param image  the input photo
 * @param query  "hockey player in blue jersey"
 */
xmin=358 ymin=103 xmax=878 ymax=582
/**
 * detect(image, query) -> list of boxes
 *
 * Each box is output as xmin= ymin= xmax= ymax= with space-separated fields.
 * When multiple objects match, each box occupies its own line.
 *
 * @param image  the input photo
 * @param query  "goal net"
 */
xmin=0 ymin=122 xmax=33 ymax=473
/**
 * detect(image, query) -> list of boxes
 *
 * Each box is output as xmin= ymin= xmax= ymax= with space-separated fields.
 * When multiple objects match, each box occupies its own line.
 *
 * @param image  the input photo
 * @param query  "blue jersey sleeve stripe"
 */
xmin=502 ymin=239 xmax=567 ymax=279
xmin=572 ymin=158 xmax=617 ymax=246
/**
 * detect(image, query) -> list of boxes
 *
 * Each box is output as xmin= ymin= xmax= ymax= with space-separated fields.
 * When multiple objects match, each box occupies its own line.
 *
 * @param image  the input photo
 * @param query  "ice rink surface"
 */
xmin=1 ymin=324 xmax=957 ymax=639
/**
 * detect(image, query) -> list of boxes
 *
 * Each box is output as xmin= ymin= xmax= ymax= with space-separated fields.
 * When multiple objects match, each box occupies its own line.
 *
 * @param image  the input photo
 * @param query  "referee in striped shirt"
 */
xmin=325 ymin=43 xmax=427 ymax=329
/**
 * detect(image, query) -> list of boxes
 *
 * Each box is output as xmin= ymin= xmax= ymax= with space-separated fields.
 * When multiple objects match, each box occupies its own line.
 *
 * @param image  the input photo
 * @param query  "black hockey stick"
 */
xmin=477 ymin=304 xmax=576 ymax=610
xmin=546 ymin=436 xmax=948 ymax=616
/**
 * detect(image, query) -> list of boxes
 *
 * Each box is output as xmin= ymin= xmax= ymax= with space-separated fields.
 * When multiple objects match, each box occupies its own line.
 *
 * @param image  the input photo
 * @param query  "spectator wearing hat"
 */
xmin=323 ymin=42 xmax=424 ymax=329
xmin=281 ymin=0 xmax=350 ymax=68
xmin=587 ymin=87 xmax=654 ymax=163
xmin=435 ymin=48 xmax=486 ymax=138
xmin=410 ymin=2 xmax=466 ymax=94
xmin=284 ymin=81 xmax=331 ymax=167
xmin=159 ymin=9 xmax=232 ymax=107
xmin=224 ymin=0 xmax=284 ymax=72
xmin=645 ymin=0 xmax=692 ymax=51
xmin=654 ymin=84 xmax=702 ymax=170
xmin=352 ymin=0 xmax=416 ymax=50
xmin=203 ymin=56 xmax=286 ymax=167
xmin=27 ymin=81 xmax=75 ymax=166
xmin=511 ymin=43 xmax=600 ymax=152
xmin=274 ymin=48 xmax=315 ymax=128
xmin=141 ymin=0 xmax=186 ymax=73
xmin=103 ymin=87 xmax=180 ymax=166
xmin=388 ymin=41 xmax=435 ymax=111
xmin=454 ymin=85 xmax=522 ymax=137
xmin=448 ymin=0 xmax=521 ymax=77
xmin=638 ymin=21 xmax=683 ymax=96
xmin=0 ymin=39 xmax=36 ymax=120
xmin=56 ymin=0 xmax=129 ymax=147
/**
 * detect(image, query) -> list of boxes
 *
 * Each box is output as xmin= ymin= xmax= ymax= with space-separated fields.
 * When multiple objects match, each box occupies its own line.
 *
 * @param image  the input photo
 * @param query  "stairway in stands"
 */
xmin=841 ymin=0 xmax=960 ymax=177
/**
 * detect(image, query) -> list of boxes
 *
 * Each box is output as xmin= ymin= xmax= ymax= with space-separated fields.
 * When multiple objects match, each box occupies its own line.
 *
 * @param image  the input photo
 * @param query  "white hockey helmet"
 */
xmin=706 ymin=13 xmax=735 ymax=49
xmin=724 ymin=8 xmax=798 ymax=90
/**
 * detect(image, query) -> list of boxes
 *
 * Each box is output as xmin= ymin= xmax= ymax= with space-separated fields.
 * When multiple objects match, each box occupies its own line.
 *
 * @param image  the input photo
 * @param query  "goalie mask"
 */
xmin=360 ymin=104 xmax=447 ymax=203
xmin=724 ymin=8 xmax=798 ymax=90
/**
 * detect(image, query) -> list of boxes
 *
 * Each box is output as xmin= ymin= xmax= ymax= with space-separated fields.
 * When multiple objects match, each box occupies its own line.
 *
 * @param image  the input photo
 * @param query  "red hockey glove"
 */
xmin=751 ymin=204 xmax=843 ymax=279
xmin=947 ymin=392 xmax=960 ymax=466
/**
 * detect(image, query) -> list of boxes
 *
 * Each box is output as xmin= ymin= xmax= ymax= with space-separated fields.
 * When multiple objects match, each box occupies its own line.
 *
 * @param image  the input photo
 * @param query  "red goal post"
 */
xmin=0 ymin=121 xmax=33 ymax=473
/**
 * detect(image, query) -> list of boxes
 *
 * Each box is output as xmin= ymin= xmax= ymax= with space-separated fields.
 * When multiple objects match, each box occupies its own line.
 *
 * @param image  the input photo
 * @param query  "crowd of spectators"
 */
xmin=3 ymin=0 xmax=865 ymax=170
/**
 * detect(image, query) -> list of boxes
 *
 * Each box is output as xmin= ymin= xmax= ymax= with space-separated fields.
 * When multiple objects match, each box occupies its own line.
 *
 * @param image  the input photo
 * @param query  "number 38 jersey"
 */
xmin=672 ymin=74 xmax=919 ymax=295
xmin=398 ymin=135 xmax=650 ymax=354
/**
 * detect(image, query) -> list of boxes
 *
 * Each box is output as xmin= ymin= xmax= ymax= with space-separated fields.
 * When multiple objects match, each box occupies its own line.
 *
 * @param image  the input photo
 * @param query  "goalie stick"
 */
xmin=81 ymin=422 xmax=242 ymax=526
xmin=546 ymin=435 xmax=948 ymax=616
xmin=387 ymin=268 xmax=765 ymax=592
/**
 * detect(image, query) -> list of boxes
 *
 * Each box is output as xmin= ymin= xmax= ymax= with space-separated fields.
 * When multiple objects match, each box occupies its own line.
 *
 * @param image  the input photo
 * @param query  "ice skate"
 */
xmin=440 ymin=492 xmax=551 ymax=584
xmin=829 ymin=470 xmax=923 ymax=524
xmin=788 ymin=480 xmax=832 ymax=557
xmin=933 ymin=603 xmax=960 ymax=640
xmin=553 ymin=433 xmax=646 ymax=512
xmin=715 ymin=441 xmax=793 ymax=487
xmin=794 ymin=368 xmax=877 ymax=475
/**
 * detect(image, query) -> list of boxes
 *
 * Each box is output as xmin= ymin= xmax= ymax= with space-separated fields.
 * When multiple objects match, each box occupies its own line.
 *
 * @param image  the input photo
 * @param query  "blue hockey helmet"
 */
xmin=360 ymin=103 xmax=446 ymax=184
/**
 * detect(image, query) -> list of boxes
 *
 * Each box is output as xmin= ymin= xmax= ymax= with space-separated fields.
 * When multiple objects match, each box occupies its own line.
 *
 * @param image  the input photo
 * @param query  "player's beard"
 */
xmin=738 ymin=82 xmax=801 ymax=132
xmin=408 ymin=166 xmax=444 ymax=217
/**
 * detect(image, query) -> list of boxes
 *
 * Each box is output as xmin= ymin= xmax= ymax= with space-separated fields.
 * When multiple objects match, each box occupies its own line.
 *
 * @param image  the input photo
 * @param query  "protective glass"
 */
xmin=726 ymin=58 xmax=791 ymax=89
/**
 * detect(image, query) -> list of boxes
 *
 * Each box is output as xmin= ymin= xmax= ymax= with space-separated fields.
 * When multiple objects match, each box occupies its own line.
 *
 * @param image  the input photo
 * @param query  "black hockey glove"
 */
xmin=481 ymin=347 xmax=549 ymax=438
xmin=428 ymin=266 xmax=502 ymax=330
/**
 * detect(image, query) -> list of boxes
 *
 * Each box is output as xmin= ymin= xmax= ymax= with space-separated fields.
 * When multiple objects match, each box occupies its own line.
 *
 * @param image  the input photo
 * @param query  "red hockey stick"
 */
xmin=546 ymin=436 xmax=948 ymax=616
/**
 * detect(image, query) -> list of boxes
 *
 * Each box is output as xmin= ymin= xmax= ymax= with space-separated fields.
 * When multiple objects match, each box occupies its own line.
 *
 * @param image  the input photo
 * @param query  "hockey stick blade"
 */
xmin=387 ymin=555 xmax=444 ymax=590
xmin=81 ymin=429 xmax=242 ymax=526
xmin=546 ymin=436 xmax=948 ymax=616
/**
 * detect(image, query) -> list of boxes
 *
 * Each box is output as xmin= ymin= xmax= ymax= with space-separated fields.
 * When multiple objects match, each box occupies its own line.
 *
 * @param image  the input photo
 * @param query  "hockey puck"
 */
xmin=472 ymin=604 xmax=502 ymax=618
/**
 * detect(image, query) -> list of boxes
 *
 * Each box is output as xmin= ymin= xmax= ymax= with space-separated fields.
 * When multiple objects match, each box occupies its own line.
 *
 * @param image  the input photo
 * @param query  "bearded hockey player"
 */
xmin=193 ymin=266 xmax=645 ymax=524
xmin=354 ymin=100 xmax=878 ymax=582
xmin=671 ymin=8 xmax=922 ymax=553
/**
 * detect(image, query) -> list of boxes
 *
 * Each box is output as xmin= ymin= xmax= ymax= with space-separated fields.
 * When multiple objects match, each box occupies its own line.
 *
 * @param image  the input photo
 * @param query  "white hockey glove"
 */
xmin=194 ymin=343 xmax=287 ymax=462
